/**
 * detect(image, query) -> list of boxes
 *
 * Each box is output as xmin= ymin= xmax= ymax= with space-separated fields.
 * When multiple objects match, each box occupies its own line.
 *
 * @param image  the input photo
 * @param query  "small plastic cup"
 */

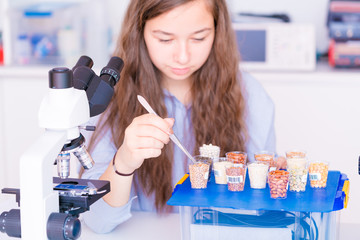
xmin=193 ymin=155 xmax=212 ymax=182
xmin=308 ymin=161 xmax=329 ymax=188
xmin=254 ymin=151 xmax=276 ymax=172
xmin=226 ymin=151 xmax=247 ymax=167
xmin=268 ymin=170 xmax=289 ymax=199
xmin=287 ymin=157 xmax=308 ymax=192
xmin=213 ymin=157 xmax=233 ymax=184
xmin=199 ymin=144 xmax=220 ymax=159
xmin=248 ymin=161 xmax=269 ymax=189
xmin=189 ymin=161 xmax=210 ymax=189
xmin=285 ymin=149 xmax=306 ymax=159
xmin=225 ymin=164 xmax=247 ymax=192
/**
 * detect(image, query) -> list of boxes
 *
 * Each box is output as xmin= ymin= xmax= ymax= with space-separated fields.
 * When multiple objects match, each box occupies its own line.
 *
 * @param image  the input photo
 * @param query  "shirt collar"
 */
xmin=162 ymin=88 xmax=192 ymax=111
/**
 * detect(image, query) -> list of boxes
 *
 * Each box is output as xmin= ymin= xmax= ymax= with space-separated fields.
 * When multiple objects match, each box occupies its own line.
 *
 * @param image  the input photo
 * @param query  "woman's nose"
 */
xmin=174 ymin=41 xmax=190 ymax=65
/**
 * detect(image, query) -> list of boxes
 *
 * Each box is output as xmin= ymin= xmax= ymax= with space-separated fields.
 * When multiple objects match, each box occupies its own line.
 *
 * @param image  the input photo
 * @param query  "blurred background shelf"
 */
xmin=0 ymin=0 xmax=130 ymax=69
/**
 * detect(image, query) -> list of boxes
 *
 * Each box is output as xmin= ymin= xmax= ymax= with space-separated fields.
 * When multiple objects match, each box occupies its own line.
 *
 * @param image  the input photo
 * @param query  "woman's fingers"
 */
xmin=132 ymin=114 xmax=174 ymax=135
xmin=128 ymin=136 xmax=165 ymax=150
xmin=132 ymin=124 xmax=170 ymax=144
xmin=120 ymin=114 xmax=174 ymax=167
xmin=131 ymin=148 xmax=163 ymax=160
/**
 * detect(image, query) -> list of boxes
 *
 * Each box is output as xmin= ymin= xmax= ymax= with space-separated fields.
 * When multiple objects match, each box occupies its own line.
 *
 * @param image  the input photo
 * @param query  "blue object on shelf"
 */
xmin=23 ymin=3 xmax=74 ymax=18
xmin=168 ymin=171 xmax=347 ymax=212
xmin=333 ymin=173 xmax=349 ymax=211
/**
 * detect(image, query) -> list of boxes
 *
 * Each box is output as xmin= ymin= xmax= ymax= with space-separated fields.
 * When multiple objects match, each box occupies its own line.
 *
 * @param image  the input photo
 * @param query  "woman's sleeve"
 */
xmin=80 ymin=120 xmax=136 ymax=233
xmin=81 ymin=197 xmax=136 ymax=233
xmin=242 ymin=72 xmax=277 ymax=161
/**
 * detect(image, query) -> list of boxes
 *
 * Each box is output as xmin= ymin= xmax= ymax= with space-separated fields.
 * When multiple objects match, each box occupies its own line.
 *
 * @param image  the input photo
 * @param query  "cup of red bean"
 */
xmin=254 ymin=151 xmax=276 ymax=172
xmin=225 ymin=164 xmax=247 ymax=192
xmin=285 ymin=149 xmax=306 ymax=159
xmin=226 ymin=151 xmax=247 ymax=167
xmin=268 ymin=170 xmax=289 ymax=199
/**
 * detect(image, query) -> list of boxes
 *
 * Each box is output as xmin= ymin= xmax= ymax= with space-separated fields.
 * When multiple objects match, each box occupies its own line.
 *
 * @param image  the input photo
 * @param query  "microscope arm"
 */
xmin=19 ymin=130 xmax=67 ymax=239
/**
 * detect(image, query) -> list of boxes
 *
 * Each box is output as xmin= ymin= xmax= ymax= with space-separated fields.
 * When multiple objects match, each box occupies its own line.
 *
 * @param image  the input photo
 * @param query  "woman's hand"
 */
xmin=276 ymin=156 xmax=287 ymax=170
xmin=114 ymin=114 xmax=175 ymax=174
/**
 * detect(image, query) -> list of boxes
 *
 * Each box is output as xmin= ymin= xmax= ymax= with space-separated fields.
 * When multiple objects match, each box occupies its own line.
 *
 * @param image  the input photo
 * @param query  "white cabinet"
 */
xmin=0 ymin=67 xmax=48 ymax=190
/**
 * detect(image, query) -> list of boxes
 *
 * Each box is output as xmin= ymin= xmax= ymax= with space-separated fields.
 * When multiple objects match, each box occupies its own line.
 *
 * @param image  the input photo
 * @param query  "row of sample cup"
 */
xmin=266 ymin=150 xmax=329 ymax=199
xmin=188 ymin=150 xmax=275 ymax=193
xmin=285 ymin=150 xmax=329 ymax=191
xmin=188 ymin=146 xmax=330 ymax=200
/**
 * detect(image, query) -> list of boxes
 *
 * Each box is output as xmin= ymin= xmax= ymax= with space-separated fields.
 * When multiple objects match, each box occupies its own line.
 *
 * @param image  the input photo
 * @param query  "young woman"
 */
xmin=82 ymin=0 xmax=284 ymax=233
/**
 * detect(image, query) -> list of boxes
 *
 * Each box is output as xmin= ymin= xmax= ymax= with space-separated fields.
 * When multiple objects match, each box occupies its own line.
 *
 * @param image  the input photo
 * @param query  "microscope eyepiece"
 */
xmin=106 ymin=56 xmax=124 ymax=73
xmin=72 ymin=55 xmax=94 ymax=71
xmin=72 ymin=55 xmax=124 ymax=117
xmin=100 ymin=56 xmax=124 ymax=86
xmin=100 ymin=57 xmax=124 ymax=87
xmin=49 ymin=68 xmax=73 ymax=89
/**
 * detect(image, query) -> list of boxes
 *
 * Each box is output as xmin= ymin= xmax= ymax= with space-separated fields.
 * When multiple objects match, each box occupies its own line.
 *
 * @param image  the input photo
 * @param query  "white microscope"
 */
xmin=0 ymin=56 xmax=124 ymax=239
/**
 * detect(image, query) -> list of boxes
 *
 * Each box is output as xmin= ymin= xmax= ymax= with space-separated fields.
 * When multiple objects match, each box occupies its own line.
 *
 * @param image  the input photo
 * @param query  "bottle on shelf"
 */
xmin=0 ymin=32 xmax=4 ymax=65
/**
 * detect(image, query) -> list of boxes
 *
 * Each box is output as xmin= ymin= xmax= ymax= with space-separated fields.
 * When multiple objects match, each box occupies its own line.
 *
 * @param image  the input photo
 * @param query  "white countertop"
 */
xmin=2 ymin=193 xmax=360 ymax=239
xmin=0 ymin=197 xmax=181 ymax=240
xmin=79 ymin=211 xmax=181 ymax=240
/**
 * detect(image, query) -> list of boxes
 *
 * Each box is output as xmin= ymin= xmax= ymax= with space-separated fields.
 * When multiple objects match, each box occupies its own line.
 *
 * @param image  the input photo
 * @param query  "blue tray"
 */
xmin=167 ymin=171 xmax=347 ymax=212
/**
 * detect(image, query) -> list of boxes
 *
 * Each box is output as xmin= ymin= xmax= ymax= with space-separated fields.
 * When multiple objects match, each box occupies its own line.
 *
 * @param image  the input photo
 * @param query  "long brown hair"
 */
xmin=89 ymin=0 xmax=247 ymax=212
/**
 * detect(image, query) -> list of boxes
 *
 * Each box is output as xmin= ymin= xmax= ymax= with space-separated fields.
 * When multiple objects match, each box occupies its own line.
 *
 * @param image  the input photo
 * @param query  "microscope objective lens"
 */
xmin=57 ymin=152 xmax=71 ymax=179
xmin=73 ymin=144 xmax=94 ymax=169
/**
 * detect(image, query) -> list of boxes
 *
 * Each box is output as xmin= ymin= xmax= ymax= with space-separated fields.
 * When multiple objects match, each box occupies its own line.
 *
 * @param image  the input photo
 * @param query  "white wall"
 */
xmin=105 ymin=0 xmax=130 ymax=53
xmin=253 ymin=68 xmax=360 ymax=226
xmin=0 ymin=69 xmax=48 ymax=188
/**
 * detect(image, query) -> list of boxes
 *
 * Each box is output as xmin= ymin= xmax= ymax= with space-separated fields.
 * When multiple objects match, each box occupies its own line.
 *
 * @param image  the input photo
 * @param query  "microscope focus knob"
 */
xmin=47 ymin=212 xmax=81 ymax=240
xmin=0 ymin=209 xmax=21 ymax=238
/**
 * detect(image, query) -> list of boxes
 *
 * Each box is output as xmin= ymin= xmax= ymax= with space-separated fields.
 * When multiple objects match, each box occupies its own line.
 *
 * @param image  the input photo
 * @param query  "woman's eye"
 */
xmin=159 ymin=39 xmax=172 ymax=43
xmin=192 ymin=37 xmax=205 ymax=42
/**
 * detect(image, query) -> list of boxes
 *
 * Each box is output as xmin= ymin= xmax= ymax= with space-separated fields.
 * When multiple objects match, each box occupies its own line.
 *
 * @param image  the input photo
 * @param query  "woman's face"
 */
xmin=144 ymin=0 xmax=215 ymax=85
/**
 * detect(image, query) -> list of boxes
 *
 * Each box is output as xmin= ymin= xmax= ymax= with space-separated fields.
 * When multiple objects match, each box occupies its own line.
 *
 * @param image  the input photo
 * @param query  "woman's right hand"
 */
xmin=114 ymin=114 xmax=175 ymax=174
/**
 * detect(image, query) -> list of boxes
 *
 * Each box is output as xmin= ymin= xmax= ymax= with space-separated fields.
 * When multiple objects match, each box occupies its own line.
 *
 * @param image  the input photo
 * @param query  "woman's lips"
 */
xmin=171 ymin=67 xmax=190 ymax=76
